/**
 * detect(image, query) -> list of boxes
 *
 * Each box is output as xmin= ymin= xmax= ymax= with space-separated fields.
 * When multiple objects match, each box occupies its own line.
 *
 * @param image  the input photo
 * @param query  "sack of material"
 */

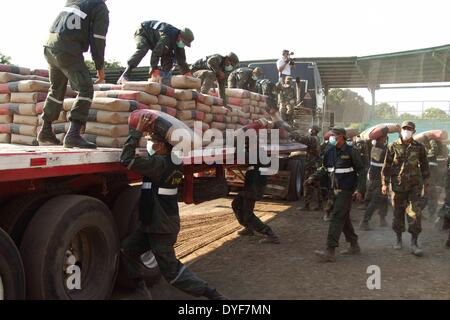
xmin=158 ymin=95 xmax=177 ymax=108
xmin=227 ymin=97 xmax=251 ymax=106
xmin=211 ymin=106 xmax=228 ymax=115
xmin=360 ymin=123 xmax=401 ymax=141
xmin=64 ymin=97 xmax=148 ymax=112
xmin=129 ymin=109 xmax=202 ymax=147
xmin=38 ymin=112 xmax=66 ymax=125
xmin=85 ymin=122 xmax=129 ymax=138
xmin=414 ymin=130 xmax=449 ymax=143
xmin=0 ymin=133 xmax=10 ymax=143
xmin=250 ymin=92 xmax=261 ymax=101
xmin=0 ymin=73 xmax=49 ymax=84
xmin=122 ymin=81 xmax=162 ymax=96
xmin=345 ymin=128 xmax=360 ymax=140
xmin=226 ymin=123 xmax=236 ymax=130
xmin=226 ymin=88 xmax=251 ymax=99
xmin=176 ymin=100 xmax=196 ymax=111
xmin=0 ymin=94 xmax=10 ymax=103
xmin=231 ymin=116 xmax=239 ymax=123
xmin=203 ymin=114 xmax=213 ymax=123
xmin=11 ymin=92 xmax=47 ymax=104
xmin=177 ymin=110 xmax=205 ymax=121
xmin=148 ymin=105 xmax=177 ymax=117
xmin=258 ymin=101 xmax=268 ymax=108
xmin=14 ymin=115 xmax=39 ymax=126
xmin=0 ymin=103 xmax=38 ymax=116
xmin=248 ymin=106 xmax=255 ymax=114
xmin=225 ymin=116 xmax=232 ymax=123
xmin=93 ymin=83 xmax=123 ymax=91
xmin=68 ymin=109 xmax=130 ymax=125
xmin=8 ymin=124 xmax=37 ymax=137
xmin=210 ymin=122 xmax=226 ymax=130
xmin=212 ymin=114 xmax=226 ymax=123
xmin=183 ymin=120 xmax=210 ymax=131
xmin=49 ymin=122 xmax=70 ymax=134
xmin=174 ymin=89 xmax=198 ymax=101
xmin=32 ymin=69 xmax=49 ymax=78
xmin=94 ymin=90 xmax=158 ymax=105
xmin=83 ymin=134 xmax=127 ymax=148
xmin=0 ymin=64 xmax=31 ymax=75
xmin=11 ymin=134 xmax=38 ymax=146
xmin=0 ymin=115 xmax=12 ymax=124
xmin=196 ymin=102 xmax=212 ymax=113
xmin=160 ymin=75 xmax=201 ymax=90
xmin=0 ymin=80 xmax=50 ymax=93
xmin=250 ymin=100 xmax=259 ymax=107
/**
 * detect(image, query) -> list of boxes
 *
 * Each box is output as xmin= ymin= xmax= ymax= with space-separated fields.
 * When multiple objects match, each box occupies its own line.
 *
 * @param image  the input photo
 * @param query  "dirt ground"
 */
xmin=142 ymin=197 xmax=450 ymax=300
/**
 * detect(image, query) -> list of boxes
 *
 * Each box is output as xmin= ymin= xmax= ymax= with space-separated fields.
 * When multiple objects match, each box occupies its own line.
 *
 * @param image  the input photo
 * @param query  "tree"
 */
xmin=374 ymin=103 xmax=397 ymax=119
xmin=398 ymin=113 xmax=419 ymax=120
xmin=327 ymin=89 xmax=370 ymax=123
xmin=0 ymin=52 xmax=12 ymax=65
xmin=422 ymin=107 xmax=449 ymax=120
xmin=85 ymin=59 xmax=124 ymax=71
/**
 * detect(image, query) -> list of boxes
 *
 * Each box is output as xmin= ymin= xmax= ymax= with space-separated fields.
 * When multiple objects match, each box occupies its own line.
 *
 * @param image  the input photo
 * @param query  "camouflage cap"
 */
xmin=401 ymin=121 xmax=416 ymax=130
xmin=252 ymin=67 xmax=263 ymax=78
xmin=227 ymin=52 xmax=239 ymax=66
xmin=180 ymin=28 xmax=194 ymax=47
xmin=331 ymin=127 xmax=346 ymax=137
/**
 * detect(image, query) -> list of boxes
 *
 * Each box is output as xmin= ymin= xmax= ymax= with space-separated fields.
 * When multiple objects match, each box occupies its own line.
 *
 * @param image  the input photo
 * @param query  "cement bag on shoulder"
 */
xmin=360 ymin=123 xmax=401 ymax=141
xmin=177 ymin=110 xmax=206 ymax=121
xmin=0 ymin=133 xmax=10 ymax=143
xmin=85 ymin=122 xmax=129 ymax=138
xmin=161 ymin=75 xmax=201 ymax=90
xmin=0 ymin=73 xmax=49 ymax=84
xmin=0 ymin=64 xmax=31 ymax=75
xmin=345 ymin=128 xmax=361 ymax=140
xmin=94 ymin=90 xmax=158 ymax=105
xmin=83 ymin=134 xmax=127 ymax=148
xmin=414 ymin=130 xmax=449 ymax=143
xmin=11 ymin=92 xmax=47 ymax=104
xmin=129 ymin=109 xmax=202 ymax=147
xmin=196 ymin=103 xmax=212 ymax=113
xmin=93 ymin=83 xmax=123 ymax=91
xmin=148 ymin=105 xmax=177 ymax=117
xmin=0 ymin=94 xmax=10 ymax=103
xmin=0 ymin=115 xmax=12 ymax=124
xmin=11 ymin=134 xmax=38 ymax=146
xmin=226 ymin=88 xmax=250 ymax=99
xmin=0 ymin=80 xmax=50 ymax=93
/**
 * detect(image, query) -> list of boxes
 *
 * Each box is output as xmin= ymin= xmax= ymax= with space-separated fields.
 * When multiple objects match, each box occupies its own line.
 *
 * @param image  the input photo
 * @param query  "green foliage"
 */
xmin=398 ymin=113 xmax=419 ymax=120
xmin=0 ymin=52 xmax=12 ymax=65
xmin=85 ymin=59 xmax=124 ymax=71
xmin=422 ymin=107 xmax=449 ymax=120
xmin=375 ymin=103 xmax=397 ymax=119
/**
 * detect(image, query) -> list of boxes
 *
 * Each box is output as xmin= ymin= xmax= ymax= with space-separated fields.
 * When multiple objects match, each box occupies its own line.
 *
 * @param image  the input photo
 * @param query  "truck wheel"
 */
xmin=20 ymin=195 xmax=119 ymax=300
xmin=287 ymin=159 xmax=303 ymax=201
xmin=0 ymin=228 xmax=26 ymax=300
xmin=112 ymin=186 xmax=161 ymax=289
xmin=0 ymin=194 xmax=52 ymax=246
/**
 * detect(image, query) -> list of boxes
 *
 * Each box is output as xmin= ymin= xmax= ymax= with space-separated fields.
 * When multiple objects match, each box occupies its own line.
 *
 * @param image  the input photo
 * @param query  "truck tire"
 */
xmin=286 ymin=159 xmax=304 ymax=201
xmin=0 ymin=228 xmax=26 ymax=300
xmin=0 ymin=193 xmax=52 ymax=246
xmin=112 ymin=186 xmax=161 ymax=289
xmin=20 ymin=195 xmax=119 ymax=300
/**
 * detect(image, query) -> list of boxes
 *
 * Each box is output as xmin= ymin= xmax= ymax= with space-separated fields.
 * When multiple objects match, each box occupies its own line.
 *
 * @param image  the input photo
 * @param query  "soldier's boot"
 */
xmin=359 ymin=221 xmax=372 ymax=231
xmin=128 ymin=279 xmax=152 ymax=300
xmin=117 ymin=66 xmax=132 ymax=84
xmin=411 ymin=235 xmax=424 ymax=257
xmin=259 ymin=228 xmax=281 ymax=244
xmin=64 ymin=120 xmax=97 ymax=149
xmin=379 ymin=216 xmax=388 ymax=228
xmin=393 ymin=234 xmax=403 ymax=250
xmin=37 ymin=121 xmax=61 ymax=146
xmin=341 ymin=242 xmax=361 ymax=255
xmin=238 ymin=228 xmax=254 ymax=237
xmin=204 ymin=287 xmax=228 ymax=300
xmin=314 ymin=247 xmax=336 ymax=263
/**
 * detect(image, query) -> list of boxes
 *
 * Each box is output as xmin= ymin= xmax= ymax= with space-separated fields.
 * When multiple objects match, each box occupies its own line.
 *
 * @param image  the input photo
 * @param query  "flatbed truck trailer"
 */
xmin=0 ymin=141 xmax=305 ymax=300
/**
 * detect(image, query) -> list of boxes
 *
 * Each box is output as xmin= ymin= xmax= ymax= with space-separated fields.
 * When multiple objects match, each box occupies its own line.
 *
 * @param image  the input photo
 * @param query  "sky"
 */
xmin=1 ymin=0 xmax=449 ymax=109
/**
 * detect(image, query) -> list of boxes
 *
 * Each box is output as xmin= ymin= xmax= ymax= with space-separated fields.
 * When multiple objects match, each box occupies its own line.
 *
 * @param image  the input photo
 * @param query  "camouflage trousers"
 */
xmin=327 ymin=190 xmax=358 ymax=248
xmin=363 ymin=179 xmax=388 ymax=223
xmin=303 ymin=165 xmax=321 ymax=207
xmin=279 ymin=101 xmax=294 ymax=122
xmin=391 ymin=185 xmax=423 ymax=236
xmin=121 ymin=228 xmax=207 ymax=296
xmin=232 ymin=195 xmax=273 ymax=235
xmin=42 ymin=47 xmax=93 ymax=124
xmin=193 ymin=70 xmax=217 ymax=94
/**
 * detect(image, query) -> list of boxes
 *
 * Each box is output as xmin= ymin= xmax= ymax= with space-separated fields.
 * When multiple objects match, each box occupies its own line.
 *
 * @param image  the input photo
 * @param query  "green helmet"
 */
xmin=180 ymin=28 xmax=194 ymax=47
xmin=252 ymin=67 xmax=263 ymax=78
xmin=227 ymin=52 xmax=239 ymax=67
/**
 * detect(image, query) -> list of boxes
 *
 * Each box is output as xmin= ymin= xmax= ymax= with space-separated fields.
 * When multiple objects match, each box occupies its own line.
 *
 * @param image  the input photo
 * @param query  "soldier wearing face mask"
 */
xmin=360 ymin=135 xmax=389 ymax=231
xmin=279 ymin=76 xmax=297 ymax=122
xmin=191 ymin=53 xmax=240 ymax=107
xmin=228 ymin=66 xmax=263 ymax=92
xmin=382 ymin=121 xmax=430 ymax=257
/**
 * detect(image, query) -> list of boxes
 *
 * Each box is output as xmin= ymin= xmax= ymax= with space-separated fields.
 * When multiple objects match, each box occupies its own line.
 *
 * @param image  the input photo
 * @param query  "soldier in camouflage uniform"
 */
xmin=279 ymin=76 xmax=297 ymax=123
xmin=118 ymin=20 xmax=194 ymax=83
xmin=437 ymin=156 xmax=450 ymax=248
xmin=360 ymin=135 xmax=389 ymax=230
xmin=38 ymin=0 xmax=109 ymax=149
xmin=353 ymin=135 xmax=371 ymax=210
xmin=190 ymin=53 xmax=240 ymax=106
xmin=256 ymin=78 xmax=279 ymax=112
xmin=382 ymin=121 xmax=430 ymax=257
xmin=228 ymin=66 xmax=263 ymax=92
xmin=120 ymin=114 xmax=226 ymax=300
xmin=422 ymin=139 xmax=449 ymax=219
xmin=296 ymin=126 xmax=322 ymax=211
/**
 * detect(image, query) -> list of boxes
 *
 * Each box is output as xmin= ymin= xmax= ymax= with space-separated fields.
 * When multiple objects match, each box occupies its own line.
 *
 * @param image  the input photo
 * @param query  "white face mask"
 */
xmin=401 ymin=130 xmax=413 ymax=141
xmin=225 ymin=65 xmax=234 ymax=72
xmin=372 ymin=140 xmax=377 ymax=147
xmin=147 ymin=141 xmax=156 ymax=156
xmin=308 ymin=129 xmax=313 ymax=135
xmin=252 ymin=75 xmax=258 ymax=81
xmin=329 ymin=136 xmax=337 ymax=146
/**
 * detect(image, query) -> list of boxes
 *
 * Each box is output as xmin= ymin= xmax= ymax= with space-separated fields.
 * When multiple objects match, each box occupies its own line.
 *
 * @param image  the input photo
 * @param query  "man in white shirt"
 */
xmin=277 ymin=50 xmax=295 ymax=81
